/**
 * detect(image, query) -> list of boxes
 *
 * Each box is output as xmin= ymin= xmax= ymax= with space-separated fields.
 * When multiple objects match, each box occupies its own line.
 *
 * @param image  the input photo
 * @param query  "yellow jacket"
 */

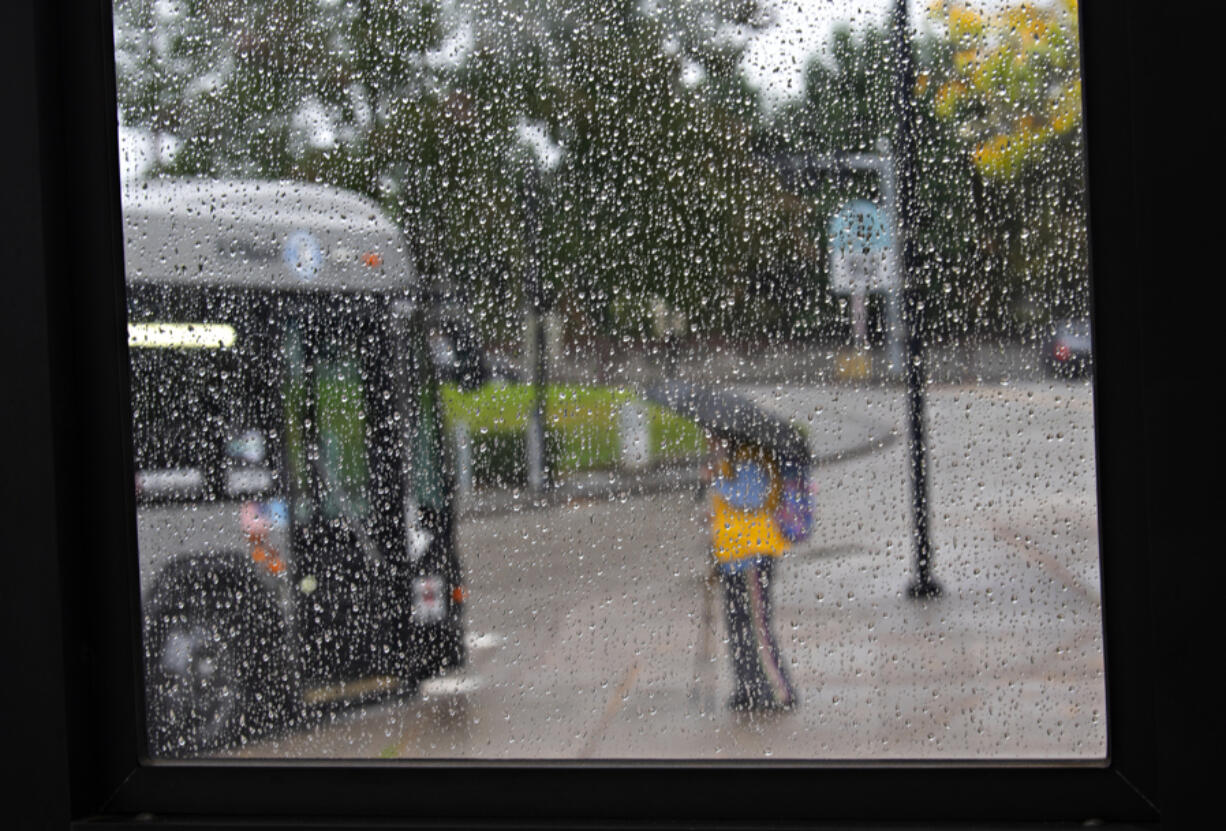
xmin=709 ymin=456 xmax=788 ymax=562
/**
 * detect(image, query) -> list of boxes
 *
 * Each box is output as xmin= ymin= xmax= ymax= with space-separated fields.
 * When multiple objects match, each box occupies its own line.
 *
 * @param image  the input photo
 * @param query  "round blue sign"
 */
xmin=283 ymin=230 xmax=323 ymax=281
xmin=828 ymin=199 xmax=891 ymax=255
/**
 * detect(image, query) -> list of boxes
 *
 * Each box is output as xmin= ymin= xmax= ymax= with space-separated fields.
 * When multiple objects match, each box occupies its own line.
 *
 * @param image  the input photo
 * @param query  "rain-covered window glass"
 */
xmin=115 ymin=0 xmax=1104 ymax=760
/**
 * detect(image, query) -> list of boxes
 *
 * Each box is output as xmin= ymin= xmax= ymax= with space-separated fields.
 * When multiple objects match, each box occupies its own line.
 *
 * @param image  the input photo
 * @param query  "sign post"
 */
xmin=828 ymin=198 xmax=898 ymax=379
xmin=828 ymin=198 xmax=896 ymax=335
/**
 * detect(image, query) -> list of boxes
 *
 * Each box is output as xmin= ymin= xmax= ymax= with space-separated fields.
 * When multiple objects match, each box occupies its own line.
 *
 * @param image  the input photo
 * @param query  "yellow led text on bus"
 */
xmin=127 ymin=322 xmax=236 ymax=350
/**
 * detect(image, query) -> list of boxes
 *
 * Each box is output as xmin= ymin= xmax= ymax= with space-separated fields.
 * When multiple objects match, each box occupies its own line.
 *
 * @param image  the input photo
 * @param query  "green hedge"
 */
xmin=440 ymin=383 xmax=704 ymax=488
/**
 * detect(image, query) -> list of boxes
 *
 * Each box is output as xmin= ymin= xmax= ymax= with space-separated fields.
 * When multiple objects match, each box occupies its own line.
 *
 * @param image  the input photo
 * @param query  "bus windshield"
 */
xmin=128 ymin=286 xmax=279 ymax=502
xmin=128 ymin=286 xmax=412 ymax=556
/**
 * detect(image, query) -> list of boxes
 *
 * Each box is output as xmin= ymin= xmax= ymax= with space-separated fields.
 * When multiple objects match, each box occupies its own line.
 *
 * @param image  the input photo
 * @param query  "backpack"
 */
xmin=774 ymin=462 xmax=815 ymax=543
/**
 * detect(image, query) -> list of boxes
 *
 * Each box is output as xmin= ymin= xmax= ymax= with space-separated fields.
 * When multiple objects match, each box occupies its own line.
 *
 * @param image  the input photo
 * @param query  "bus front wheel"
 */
xmin=145 ymin=585 xmax=275 ymax=756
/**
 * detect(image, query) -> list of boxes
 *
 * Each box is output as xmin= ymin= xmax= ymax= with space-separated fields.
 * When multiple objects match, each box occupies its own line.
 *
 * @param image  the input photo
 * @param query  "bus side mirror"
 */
xmin=226 ymin=429 xmax=267 ymax=465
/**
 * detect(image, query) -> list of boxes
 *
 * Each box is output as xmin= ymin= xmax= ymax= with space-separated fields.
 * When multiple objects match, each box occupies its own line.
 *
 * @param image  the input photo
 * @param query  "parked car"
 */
xmin=1044 ymin=318 xmax=1093 ymax=377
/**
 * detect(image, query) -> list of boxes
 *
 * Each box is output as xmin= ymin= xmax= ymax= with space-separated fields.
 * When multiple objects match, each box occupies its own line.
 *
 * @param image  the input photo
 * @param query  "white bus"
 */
xmin=123 ymin=179 xmax=464 ymax=755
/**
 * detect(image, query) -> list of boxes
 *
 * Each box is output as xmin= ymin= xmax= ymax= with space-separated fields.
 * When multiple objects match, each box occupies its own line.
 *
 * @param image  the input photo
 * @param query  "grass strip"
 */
xmin=440 ymin=382 xmax=705 ymax=481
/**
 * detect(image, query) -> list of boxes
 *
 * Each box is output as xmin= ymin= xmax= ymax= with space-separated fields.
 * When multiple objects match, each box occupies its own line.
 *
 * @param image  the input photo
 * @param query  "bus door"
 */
xmin=282 ymin=299 xmax=408 ymax=682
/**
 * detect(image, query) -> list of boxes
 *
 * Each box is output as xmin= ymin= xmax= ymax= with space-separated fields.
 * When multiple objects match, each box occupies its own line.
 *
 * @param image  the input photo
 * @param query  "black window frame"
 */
xmin=4 ymin=0 xmax=1179 ymax=828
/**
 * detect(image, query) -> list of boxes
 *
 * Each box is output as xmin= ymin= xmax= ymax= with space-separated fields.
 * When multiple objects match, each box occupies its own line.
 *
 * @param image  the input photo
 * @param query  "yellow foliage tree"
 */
xmin=929 ymin=0 xmax=1082 ymax=179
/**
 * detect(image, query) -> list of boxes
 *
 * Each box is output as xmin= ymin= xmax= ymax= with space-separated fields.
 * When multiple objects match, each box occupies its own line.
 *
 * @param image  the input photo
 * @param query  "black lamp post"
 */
xmin=891 ymin=0 xmax=940 ymax=599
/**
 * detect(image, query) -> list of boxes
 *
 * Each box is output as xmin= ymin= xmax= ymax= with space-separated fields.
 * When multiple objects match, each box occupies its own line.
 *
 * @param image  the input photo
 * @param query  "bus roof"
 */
xmin=121 ymin=178 xmax=417 ymax=296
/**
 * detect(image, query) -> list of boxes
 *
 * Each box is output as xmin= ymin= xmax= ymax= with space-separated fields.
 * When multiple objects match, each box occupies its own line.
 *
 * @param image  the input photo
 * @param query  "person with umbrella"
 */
xmin=646 ymin=382 xmax=807 ymax=712
xmin=707 ymin=434 xmax=798 ymax=712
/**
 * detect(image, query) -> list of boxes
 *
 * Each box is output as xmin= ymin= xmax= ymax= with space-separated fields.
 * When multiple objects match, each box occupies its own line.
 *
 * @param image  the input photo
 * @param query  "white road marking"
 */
xmin=419 ymin=675 xmax=484 ymax=697
xmin=465 ymin=631 xmax=503 ymax=651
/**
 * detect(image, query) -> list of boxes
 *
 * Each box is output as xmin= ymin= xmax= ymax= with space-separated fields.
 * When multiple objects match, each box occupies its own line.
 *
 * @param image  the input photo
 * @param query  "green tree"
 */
xmin=930 ymin=0 xmax=1081 ymax=179
xmin=115 ymin=0 xmax=338 ymax=178
xmin=516 ymin=0 xmax=805 ymax=339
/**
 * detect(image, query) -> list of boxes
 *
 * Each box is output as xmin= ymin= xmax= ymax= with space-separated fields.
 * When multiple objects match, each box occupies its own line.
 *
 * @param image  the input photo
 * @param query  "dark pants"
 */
xmin=720 ymin=556 xmax=796 ymax=711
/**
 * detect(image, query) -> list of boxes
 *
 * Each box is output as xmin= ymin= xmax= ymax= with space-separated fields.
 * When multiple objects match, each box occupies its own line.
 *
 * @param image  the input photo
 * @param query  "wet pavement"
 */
xmin=228 ymin=377 xmax=1104 ymax=761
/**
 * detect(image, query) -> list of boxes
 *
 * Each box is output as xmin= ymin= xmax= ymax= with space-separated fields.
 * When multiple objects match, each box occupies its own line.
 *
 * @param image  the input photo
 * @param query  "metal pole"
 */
xmin=876 ymin=138 xmax=906 ymax=376
xmin=892 ymin=0 xmax=940 ymax=599
xmin=522 ymin=164 xmax=549 ymax=494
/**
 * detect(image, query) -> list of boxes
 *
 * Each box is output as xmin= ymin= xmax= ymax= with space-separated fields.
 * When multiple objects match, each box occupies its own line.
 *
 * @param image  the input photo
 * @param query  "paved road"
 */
xmin=231 ymin=377 xmax=1104 ymax=760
